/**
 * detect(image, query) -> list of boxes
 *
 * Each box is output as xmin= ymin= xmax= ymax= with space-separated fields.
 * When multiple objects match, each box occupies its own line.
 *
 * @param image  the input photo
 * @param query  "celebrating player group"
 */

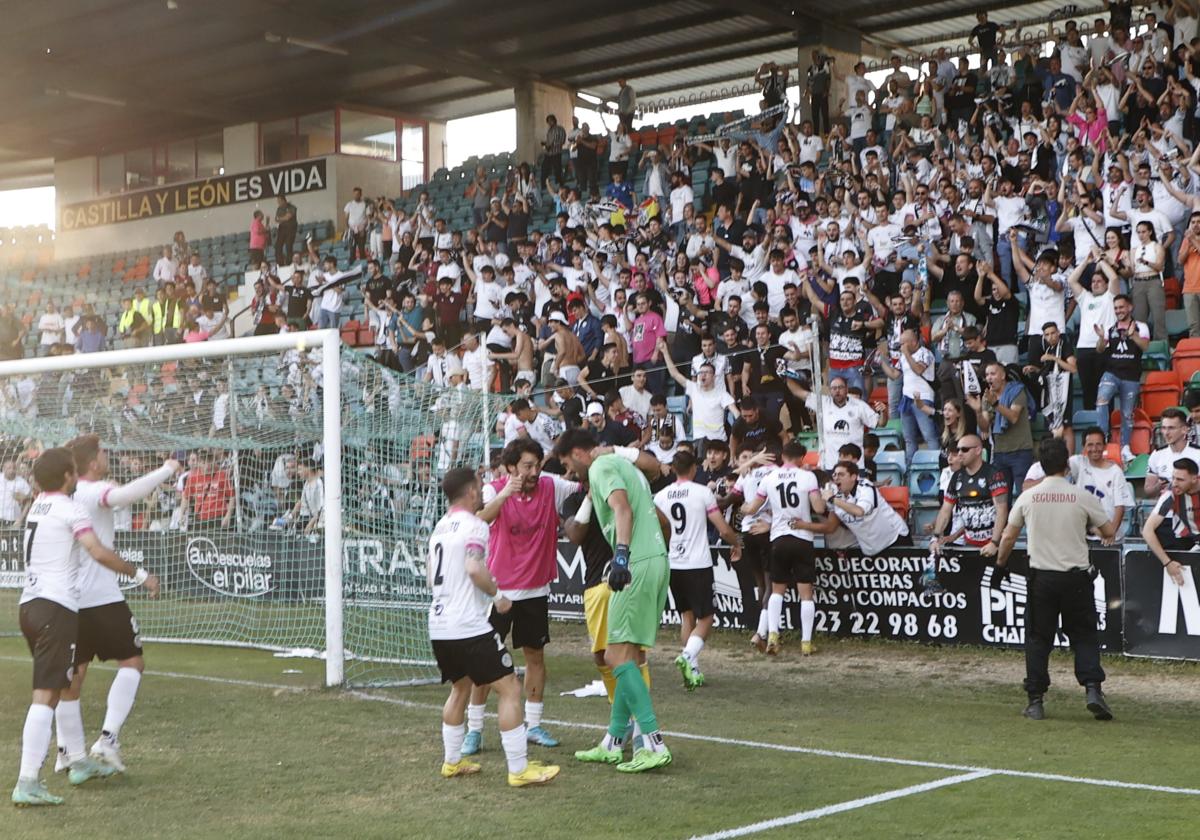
xmin=427 ymin=428 xmax=752 ymax=785
xmin=13 ymin=437 xmax=178 ymax=806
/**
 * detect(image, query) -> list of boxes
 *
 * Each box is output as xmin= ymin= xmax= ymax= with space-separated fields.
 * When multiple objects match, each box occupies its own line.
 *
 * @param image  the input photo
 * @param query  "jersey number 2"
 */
xmin=432 ymin=543 xmax=445 ymax=586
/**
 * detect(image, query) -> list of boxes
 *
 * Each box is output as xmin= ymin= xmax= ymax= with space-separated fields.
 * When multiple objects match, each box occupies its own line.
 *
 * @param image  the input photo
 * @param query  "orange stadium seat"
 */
xmin=1164 ymin=276 xmax=1182 ymax=310
xmin=1140 ymin=371 xmax=1181 ymax=419
xmin=1105 ymin=443 xmax=1124 ymax=466
xmin=1173 ymin=346 xmax=1200 ymax=383
xmin=1108 ymin=408 xmax=1152 ymax=454
xmin=880 ymin=486 xmax=910 ymax=521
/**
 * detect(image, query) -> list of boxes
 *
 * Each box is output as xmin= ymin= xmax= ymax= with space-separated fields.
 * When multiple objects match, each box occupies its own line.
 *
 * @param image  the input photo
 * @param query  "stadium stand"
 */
xmin=6 ymin=14 xmax=1200 ymax=545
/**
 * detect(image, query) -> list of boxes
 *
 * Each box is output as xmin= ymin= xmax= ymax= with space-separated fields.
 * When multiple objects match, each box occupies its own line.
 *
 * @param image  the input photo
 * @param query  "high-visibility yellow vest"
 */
xmin=153 ymin=299 xmax=182 ymax=333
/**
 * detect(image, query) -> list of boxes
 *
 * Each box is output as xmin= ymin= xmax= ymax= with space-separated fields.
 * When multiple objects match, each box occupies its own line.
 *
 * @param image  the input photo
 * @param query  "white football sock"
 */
xmin=19 ymin=704 xmax=54 ymax=781
xmin=500 ymin=725 xmax=527 ymax=774
xmin=644 ymin=730 xmax=668 ymax=754
xmin=55 ymin=700 xmax=86 ymax=764
xmin=800 ymin=600 xmax=815 ymax=642
xmin=101 ymin=667 xmax=141 ymax=738
xmin=631 ymin=718 xmax=642 ymax=744
xmin=756 ymin=608 xmax=770 ymax=637
xmin=524 ymin=700 xmax=543 ymax=729
xmin=466 ymin=703 xmax=485 ymax=734
xmin=442 ymin=722 xmax=466 ymax=765
xmin=600 ymin=732 xmax=622 ymax=750
xmin=683 ymin=634 xmax=704 ymax=667
xmin=767 ymin=593 xmax=784 ymax=634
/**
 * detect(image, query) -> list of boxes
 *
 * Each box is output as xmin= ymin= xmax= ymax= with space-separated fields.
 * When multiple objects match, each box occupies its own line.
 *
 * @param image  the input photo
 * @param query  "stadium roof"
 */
xmin=0 ymin=0 xmax=1097 ymax=189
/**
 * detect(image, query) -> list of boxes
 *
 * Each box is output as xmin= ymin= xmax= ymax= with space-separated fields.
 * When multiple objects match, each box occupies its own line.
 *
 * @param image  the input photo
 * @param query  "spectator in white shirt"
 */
xmin=153 ymin=246 xmax=177 ymax=285
xmin=187 ymin=253 xmax=209 ymax=285
xmin=62 ymin=305 xmax=80 ymax=348
xmin=36 ymin=302 xmax=65 ymax=355
xmin=668 ymin=171 xmax=695 ymax=247
xmin=0 ymin=458 xmax=31 ymax=525
xmin=344 ymin=186 xmax=369 ymax=259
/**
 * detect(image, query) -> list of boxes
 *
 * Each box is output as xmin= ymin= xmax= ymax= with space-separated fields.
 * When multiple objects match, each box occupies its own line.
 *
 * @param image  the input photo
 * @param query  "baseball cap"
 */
xmin=587 ymin=402 xmax=604 ymax=416
xmin=548 ymin=311 xmax=568 ymax=325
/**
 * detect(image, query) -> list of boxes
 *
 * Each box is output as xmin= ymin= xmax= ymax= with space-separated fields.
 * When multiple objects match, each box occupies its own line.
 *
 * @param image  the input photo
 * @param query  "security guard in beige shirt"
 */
xmin=996 ymin=438 xmax=1116 ymax=721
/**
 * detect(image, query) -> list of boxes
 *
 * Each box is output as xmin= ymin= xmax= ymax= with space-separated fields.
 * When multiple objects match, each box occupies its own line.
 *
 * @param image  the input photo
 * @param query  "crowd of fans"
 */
xmin=11 ymin=5 xmax=1200 ymax=555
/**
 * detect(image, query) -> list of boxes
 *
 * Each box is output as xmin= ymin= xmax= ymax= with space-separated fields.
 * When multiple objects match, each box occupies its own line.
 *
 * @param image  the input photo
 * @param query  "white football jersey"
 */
xmin=19 ymin=492 xmax=93 ymax=612
xmin=72 ymin=479 xmax=123 ymax=609
xmin=427 ymin=509 xmax=494 ymax=641
xmin=654 ymin=480 xmax=718 ymax=571
xmin=756 ymin=465 xmax=821 ymax=542
xmin=734 ymin=464 xmax=775 ymax=533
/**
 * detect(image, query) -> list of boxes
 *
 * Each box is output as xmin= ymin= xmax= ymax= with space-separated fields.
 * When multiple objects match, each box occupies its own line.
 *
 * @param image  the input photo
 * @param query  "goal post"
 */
xmin=0 ymin=330 xmax=489 ymax=687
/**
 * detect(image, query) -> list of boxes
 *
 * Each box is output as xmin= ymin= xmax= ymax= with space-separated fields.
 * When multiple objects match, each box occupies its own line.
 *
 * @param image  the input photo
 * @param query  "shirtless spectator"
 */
xmin=540 ymin=310 xmax=586 ymax=385
xmin=489 ymin=318 xmax=536 ymax=388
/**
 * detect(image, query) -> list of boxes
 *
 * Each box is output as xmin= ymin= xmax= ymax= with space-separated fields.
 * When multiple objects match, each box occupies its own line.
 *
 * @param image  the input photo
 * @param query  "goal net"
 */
xmin=0 ymin=331 xmax=493 ymax=687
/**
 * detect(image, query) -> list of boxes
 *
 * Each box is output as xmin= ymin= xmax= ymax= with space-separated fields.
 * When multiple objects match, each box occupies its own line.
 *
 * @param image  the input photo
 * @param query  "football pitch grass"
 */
xmin=1 ymin=623 xmax=1198 ymax=839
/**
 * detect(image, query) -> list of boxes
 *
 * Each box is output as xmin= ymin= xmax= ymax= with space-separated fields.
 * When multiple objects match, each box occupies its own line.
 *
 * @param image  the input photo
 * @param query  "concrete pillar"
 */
xmin=795 ymin=39 xmax=869 ymax=129
xmin=223 ymin=123 xmax=258 ymax=173
xmin=427 ymin=119 xmax=447 ymax=174
xmin=514 ymin=80 xmax=575 ymax=168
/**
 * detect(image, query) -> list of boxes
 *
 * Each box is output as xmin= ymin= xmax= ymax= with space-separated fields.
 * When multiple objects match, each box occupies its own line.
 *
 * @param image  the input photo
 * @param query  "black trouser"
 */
xmin=1076 ymin=347 xmax=1102 ymax=411
xmin=542 ymin=152 xmax=563 ymax=188
xmin=1023 ymin=566 xmax=1105 ymax=697
xmin=351 ymin=229 xmax=368 ymax=260
xmin=810 ymin=94 xmax=830 ymax=136
xmin=735 ymin=532 xmax=772 ymax=630
xmin=275 ymin=222 xmax=297 ymax=265
xmin=577 ymin=153 xmax=598 ymax=197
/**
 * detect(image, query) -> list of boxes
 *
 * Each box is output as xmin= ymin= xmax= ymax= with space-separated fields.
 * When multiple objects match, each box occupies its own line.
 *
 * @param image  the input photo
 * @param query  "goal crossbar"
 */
xmin=0 ymin=330 xmax=346 ymax=686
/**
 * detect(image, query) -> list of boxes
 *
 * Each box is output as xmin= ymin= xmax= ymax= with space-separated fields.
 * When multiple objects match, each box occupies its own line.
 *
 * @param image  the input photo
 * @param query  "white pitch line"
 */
xmin=689 ymin=770 xmax=994 ymax=840
xmin=4 ymin=655 xmax=1200 ymax=797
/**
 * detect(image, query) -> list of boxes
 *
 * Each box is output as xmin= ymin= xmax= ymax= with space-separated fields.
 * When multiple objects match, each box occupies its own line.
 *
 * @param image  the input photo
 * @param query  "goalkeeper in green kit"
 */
xmin=554 ymin=429 xmax=673 ymax=773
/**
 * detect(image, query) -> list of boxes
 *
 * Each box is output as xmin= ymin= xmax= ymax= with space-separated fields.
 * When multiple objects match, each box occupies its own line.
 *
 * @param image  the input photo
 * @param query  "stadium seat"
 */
xmin=1167 ymin=309 xmax=1191 ymax=341
xmin=1164 ymin=276 xmax=1182 ymax=309
xmin=874 ymin=450 xmax=906 ymax=488
xmin=802 ymin=450 xmax=819 ymax=468
xmin=795 ymin=431 xmax=818 ymax=453
xmin=868 ymin=386 xmax=889 ymax=421
xmin=910 ymin=506 xmax=941 ymax=537
xmin=874 ymin=419 xmax=903 ymax=452
xmin=1072 ymin=409 xmax=1101 ymax=430
xmin=1142 ymin=340 xmax=1170 ymax=371
xmin=1174 ymin=342 xmax=1200 ymax=382
xmin=1108 ymin=408 xmax=1152 ymax=454
xmin=1104 ymin=442 xmax=1124 ymax=466
xmin=907 ymin=449 xmax=942 ymax=501
xmin=1140 ymin=371 xmax=1182 ymax=419
xmin=1125 ymin=453 xmax=1149 ymax=480
xmin=880 ymin=486 xmax=910 ymax=521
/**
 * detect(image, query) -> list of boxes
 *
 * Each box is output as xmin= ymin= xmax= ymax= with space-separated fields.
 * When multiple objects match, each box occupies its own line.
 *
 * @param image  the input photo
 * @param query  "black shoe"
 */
xmin=1085 ymin=684 xmax=1113 ymax=721
xmin=1023 ymin=696 xmax=1045 ymax=720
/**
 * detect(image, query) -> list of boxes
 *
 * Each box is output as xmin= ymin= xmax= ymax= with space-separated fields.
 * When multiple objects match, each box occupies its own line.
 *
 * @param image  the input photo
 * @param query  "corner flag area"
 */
xmin=3 ymin=623 xmax=1196 ymax=839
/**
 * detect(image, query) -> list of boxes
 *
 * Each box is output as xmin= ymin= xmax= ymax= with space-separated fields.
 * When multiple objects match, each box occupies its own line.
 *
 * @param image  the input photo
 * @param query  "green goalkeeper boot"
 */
xmin=616 ymin=746 xmax=673 ymax=773
xmin=12 ymin=778 xmax=63 ymax=807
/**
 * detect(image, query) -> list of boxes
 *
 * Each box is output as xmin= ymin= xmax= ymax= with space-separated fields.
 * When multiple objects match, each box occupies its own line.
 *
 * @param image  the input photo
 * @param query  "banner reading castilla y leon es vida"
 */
xmin=59 ymin=159 xmax=328 ymax=231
